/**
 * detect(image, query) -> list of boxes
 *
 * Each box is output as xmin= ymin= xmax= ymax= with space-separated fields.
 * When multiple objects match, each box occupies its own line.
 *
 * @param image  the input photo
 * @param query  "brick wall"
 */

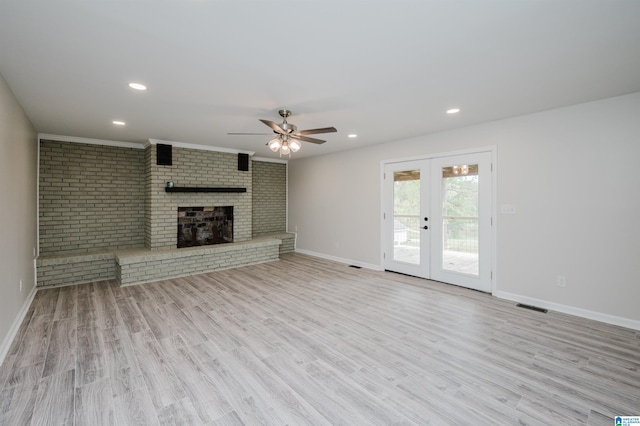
xmin=145 ymin=145 xmax=252 ymax=250
xmin=252 ymin=161 xmax=287 ymax=236
xmin=39 ymin=142 xmax=283 ymax=255
xmin=38 ymin=141 xmax=290 ymax=287
xmin=37 ymin=252 xmax=115 ymax=287
xmin=116 ymin=238 xmax=281 ymax=285
xmin=39 ymin=140 xmax=146 ymax=254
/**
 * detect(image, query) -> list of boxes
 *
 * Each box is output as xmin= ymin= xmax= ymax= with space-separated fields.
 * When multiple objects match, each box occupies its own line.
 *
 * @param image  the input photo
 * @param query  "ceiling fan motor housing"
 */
xmin=278 ymin=122 xmax=297 ymax=133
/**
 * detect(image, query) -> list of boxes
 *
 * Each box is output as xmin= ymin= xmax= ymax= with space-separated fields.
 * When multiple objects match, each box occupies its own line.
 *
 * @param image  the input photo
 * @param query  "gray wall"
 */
xmin=0 ymin=72 xmax=38 ymax=359
xmin=289 ymin=92 xmax=640 ymax=327
xmin=252 ymin=161 xmax=287 ymax=237
xmin=39 ymin=140 xmax=146 ymax=254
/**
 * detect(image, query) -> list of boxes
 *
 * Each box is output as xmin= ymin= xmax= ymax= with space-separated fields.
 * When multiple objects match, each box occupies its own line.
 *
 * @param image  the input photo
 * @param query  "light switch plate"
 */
xmin=500 ymin=204 xmax=516 ymax=214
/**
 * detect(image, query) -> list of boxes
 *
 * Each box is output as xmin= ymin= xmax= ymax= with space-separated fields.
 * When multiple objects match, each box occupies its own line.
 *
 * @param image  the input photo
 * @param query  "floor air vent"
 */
xmin=517 ymin=303 xmax=548 ymax=313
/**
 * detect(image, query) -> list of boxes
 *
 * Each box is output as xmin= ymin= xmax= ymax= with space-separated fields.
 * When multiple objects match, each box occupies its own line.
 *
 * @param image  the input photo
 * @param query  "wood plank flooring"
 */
xmin=1 ymin=253 xmax=639 ymax=425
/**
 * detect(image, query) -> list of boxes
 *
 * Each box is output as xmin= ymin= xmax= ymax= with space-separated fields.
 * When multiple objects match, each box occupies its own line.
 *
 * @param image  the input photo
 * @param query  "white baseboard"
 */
xmin=0 ymin=285 xmax=38 ymax=366
xmin=294 ymin=249 xmax=383 ymax=272
xmin=494 ymin=290 xmax=640 ymax=331
xmin=292 ymin=250 xmax=640 ymax=331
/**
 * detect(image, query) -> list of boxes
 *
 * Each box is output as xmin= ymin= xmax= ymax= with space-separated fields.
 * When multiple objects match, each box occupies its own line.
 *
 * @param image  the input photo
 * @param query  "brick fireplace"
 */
xmin=145 ymin=144 xmax=252 ymax=250
xmin=37 ymin=139 xmax=293 ymax=287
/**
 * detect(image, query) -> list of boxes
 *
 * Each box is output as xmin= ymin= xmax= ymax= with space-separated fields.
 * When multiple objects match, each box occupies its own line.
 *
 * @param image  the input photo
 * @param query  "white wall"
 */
xmin=289 ymin=93 xmax=640 ymax=326
xmin=0 ymin=72 xmax=38 ymax=361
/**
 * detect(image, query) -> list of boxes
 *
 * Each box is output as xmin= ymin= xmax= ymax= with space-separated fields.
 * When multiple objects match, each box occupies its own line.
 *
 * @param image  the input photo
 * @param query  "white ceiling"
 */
xmin=1 ymin=0 xmax=639 ymax=159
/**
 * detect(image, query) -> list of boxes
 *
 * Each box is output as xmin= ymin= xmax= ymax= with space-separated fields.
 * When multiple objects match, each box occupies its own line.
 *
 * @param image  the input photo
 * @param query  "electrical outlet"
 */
xmin=556 ymin=275 xmax=567 ymax=287
xmin=19 ymin=279 xmax=23 ymax=292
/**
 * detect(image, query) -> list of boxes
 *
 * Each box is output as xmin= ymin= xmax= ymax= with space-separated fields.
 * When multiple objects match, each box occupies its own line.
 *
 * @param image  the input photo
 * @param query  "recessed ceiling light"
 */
xmin=446 ymin=108 xmax=461 ymax=114
xmin=128 ymin=82 xmax=147 ymax=91
xmin=112 ymin=120 xmax=126 ymax=126
xmin=348 ymin=134 xmax=358 ymax=138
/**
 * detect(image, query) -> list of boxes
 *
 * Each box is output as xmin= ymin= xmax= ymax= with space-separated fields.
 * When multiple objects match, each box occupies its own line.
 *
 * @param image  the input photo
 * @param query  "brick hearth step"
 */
xmin=36 ymin=233 xmax=295 ymax=287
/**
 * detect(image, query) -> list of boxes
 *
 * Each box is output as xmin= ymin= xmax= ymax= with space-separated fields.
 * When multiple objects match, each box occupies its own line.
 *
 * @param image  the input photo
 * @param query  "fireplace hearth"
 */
xmin=177 ymin=206 xmax=233 ymax=248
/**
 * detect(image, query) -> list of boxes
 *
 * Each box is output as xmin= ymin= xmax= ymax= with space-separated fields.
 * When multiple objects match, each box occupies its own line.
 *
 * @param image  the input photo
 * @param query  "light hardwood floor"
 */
xmin=1 ymin=253 xmax=639 ymax=425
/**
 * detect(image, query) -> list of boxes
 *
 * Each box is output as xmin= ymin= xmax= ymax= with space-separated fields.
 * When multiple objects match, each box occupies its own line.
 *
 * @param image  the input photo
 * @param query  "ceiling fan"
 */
xmin=228 ymin=109 xmax=337 ymax=156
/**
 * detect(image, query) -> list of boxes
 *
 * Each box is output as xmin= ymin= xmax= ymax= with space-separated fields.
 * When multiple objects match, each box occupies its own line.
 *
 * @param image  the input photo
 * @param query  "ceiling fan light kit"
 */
xmin=231 ymin=109 xmax=337 ymax=157
xmin=289 ymin=139 xmax=301 ymax=152
xmin=269 ymin=134 xmax=302 ymax=156
xmin=268 ymin=138 xmax=281 ymax=152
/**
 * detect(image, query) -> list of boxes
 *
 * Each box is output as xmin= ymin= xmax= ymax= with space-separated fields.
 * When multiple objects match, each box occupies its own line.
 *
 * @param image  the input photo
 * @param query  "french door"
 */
xmin=382 ymin=151 xmax=493 ymax=292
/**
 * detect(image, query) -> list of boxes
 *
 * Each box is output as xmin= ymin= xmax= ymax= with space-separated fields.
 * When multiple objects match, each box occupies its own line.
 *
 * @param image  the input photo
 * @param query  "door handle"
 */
xmin=423 ymin=226 xmax=429 ymax=230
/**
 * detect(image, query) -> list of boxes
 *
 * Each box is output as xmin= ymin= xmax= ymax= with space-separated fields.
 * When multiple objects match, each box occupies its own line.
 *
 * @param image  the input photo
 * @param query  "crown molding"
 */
xmin=36 ymin=134 xmax=259 ymax=157
xmin=252 ymin=156 xmax=288 ymax=164
xmin=38 ymin=134 xmax=144 ymax=149
xmin=147 ymin=139 xmax=255 ymax=156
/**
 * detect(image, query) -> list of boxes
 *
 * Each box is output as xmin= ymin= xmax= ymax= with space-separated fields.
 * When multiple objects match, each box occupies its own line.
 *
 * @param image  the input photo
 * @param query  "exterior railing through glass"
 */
xmin=443 ymin=216 xmax=478 ymax=253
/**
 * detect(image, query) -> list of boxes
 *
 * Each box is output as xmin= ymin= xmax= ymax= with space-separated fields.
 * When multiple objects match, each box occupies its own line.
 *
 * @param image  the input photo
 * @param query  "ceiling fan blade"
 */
xmin=296 ymin=126 xmax=337 ymax=135
xmin=227 ymin=132 xmax=273 ymax=135
xmin=291 ymin=134 xmax=326 ymax=144
xmin=259 ymin=119 xmax=286 ymax=134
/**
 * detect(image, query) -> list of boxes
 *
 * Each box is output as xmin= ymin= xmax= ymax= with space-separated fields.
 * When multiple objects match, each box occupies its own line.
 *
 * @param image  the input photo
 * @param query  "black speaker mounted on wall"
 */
xmin=238 ymin=153 xmax=249 ymax=171
xmin=157 ymin=144 xmax=172 ymax=166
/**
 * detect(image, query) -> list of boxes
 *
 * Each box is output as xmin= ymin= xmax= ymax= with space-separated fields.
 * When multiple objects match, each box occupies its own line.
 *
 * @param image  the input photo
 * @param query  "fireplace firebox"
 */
xmin=177 ymin=206 xmax=233 ymax=248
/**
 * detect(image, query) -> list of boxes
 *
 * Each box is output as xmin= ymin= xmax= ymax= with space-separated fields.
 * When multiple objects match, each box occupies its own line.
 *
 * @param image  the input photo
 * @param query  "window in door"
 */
xmin=441 ymin=164 xmax=479 ymax=276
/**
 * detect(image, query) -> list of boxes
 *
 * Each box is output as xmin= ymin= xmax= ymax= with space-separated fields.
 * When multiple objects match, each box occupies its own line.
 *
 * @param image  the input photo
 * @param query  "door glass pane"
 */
xmin=393 ymin=170 xmax=420 ymax=264
xmin=441 ymin=164 xmax=479 ymax=276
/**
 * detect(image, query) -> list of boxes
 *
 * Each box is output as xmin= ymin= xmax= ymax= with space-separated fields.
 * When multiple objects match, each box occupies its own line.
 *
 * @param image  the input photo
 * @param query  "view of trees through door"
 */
xmin=393 ymin=170 xmax=421 ymax=264
xmin=441 ymin=165 xmax=479 ymax=276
